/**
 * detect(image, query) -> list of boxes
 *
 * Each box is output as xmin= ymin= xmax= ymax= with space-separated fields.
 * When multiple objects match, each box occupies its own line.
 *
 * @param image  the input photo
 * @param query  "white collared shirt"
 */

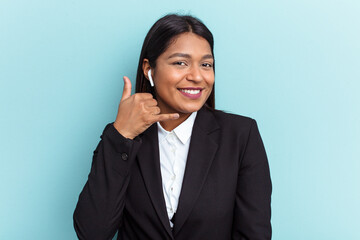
xmin=157 ymin=112 xmax=197 ymax=227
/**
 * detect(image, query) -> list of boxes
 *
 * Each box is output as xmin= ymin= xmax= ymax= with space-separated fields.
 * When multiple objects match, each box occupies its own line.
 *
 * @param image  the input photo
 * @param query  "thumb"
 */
xmin=121 ymin=76 xmax=132 ymax=101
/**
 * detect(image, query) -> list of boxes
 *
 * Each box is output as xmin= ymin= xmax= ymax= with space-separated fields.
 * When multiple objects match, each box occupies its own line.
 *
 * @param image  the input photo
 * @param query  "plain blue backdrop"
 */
xmin=1 ymin=0 xmax=359 ymax=239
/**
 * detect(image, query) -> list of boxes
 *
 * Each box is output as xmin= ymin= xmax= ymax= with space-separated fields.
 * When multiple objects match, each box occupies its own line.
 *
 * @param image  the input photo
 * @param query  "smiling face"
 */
xmin=144 ymin=32 xmax=215 ymax=116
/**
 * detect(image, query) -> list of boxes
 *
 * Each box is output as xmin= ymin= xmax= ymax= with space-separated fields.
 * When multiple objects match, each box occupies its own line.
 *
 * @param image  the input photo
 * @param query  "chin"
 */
xmin=178 ymin=104 xmax=204 ymax=114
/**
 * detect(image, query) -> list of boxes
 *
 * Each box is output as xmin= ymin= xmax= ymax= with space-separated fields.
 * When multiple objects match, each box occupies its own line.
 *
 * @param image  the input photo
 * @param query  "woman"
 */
xmin=74 ymin=14 xmax=272 ymax=240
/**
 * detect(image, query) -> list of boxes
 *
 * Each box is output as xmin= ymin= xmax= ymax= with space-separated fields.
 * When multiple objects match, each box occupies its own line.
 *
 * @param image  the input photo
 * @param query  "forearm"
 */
xmin=232 ymin=120 xmax=272 ymax=240
xmin=73 ymin=123 xmax=141 ymax=240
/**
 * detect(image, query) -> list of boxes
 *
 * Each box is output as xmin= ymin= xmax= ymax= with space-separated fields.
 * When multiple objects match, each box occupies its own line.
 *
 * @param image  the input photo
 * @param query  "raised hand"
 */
xmin=113 ymin=76 xmax=179 ymax=139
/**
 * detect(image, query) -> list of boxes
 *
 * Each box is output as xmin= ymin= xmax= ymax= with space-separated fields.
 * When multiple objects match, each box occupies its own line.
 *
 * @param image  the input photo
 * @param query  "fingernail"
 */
xmin=173 ymin=113 xmax=179 ymax=119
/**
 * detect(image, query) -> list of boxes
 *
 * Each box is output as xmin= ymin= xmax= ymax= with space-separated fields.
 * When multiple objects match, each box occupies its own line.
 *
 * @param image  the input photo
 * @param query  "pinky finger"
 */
xmin=154 ymin=113 xmax=180 ymax=122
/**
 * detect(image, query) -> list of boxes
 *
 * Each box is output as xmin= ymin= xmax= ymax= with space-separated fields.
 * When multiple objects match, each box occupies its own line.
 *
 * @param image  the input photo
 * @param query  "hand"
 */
xmin=113 ymin=76 xmax=179 ymax=139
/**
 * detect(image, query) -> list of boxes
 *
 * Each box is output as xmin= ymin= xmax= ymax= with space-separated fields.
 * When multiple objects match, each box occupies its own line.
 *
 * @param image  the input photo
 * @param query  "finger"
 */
xmin=145 ymin=99 xmax=158 ymax=107
xmin=121 ymin=76 xmax=132 ymax=101
xmin=148 ymin=106 xmax=161 ymax=115
xmin=138 ymin=92 xmax=154 ymax=100
xmin=132 ymin=93 xmax=154 ymax=101
xmin=153 ymin=113 xmax=180 ymax=122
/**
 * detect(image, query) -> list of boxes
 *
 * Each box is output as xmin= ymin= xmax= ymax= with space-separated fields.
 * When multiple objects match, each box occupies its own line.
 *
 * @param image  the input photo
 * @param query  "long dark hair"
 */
xmin=135 ymin=14 xmax=215 ymax=109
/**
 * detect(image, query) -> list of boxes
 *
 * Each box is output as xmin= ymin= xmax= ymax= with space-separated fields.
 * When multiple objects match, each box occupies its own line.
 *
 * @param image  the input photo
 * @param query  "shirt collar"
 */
xmin=157 ymin=111 xmax=197 ymax=144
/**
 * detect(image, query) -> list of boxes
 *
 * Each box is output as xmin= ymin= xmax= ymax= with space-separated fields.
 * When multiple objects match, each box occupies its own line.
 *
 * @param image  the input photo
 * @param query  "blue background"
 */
xmin=1 ymin=0 xmax=359 ymax=239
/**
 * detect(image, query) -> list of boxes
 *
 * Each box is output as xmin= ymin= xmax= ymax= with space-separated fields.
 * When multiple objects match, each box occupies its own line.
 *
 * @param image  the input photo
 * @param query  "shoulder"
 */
xmin=195 ymin=106 xmax=259 ymax=137
xmin=210 ymin=108 xmax=256 ymax=130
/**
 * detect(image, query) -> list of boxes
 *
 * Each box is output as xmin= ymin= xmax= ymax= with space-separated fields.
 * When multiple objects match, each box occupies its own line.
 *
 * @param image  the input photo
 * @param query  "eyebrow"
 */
xmin=167 ymin=53 xmax=213 ymax=60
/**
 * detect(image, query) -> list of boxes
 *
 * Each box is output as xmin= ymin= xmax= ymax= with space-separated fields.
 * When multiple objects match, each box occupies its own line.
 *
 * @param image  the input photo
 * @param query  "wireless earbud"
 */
xmin=148 ymin=69 xmax=154 ymax=87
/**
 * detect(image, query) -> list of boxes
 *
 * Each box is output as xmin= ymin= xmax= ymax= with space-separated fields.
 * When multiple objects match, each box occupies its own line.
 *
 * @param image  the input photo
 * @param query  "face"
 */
xmin=147 ymin=32 xmax=214 ymax=115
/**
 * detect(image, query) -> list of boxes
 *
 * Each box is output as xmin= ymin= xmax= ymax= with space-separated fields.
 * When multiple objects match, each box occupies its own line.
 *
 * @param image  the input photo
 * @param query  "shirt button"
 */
xmin=170 ymin=208 xmax=173 ymax=212
xmin=171 ymin=187 xmax=174 ymax=191
xmin=121 ymin=153 xmax=128 ymax=161
xmin=171 ymin=175 xmax=176 ymax=180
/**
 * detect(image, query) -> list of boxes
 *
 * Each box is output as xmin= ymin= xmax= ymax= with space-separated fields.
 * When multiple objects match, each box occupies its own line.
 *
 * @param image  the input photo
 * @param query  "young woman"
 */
xmin=74 ymin=14 xmax=272 ymax=240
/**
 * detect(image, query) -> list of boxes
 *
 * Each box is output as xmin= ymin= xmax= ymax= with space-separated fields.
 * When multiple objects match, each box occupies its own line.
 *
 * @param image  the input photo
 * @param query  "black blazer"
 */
xmin=74 ymin=107 xmax=272 ymax=240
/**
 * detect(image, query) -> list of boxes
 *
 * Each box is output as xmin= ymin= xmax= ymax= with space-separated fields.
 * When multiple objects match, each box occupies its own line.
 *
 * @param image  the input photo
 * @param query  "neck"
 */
xmin=159 ymin=112 xmax=192 ymax=131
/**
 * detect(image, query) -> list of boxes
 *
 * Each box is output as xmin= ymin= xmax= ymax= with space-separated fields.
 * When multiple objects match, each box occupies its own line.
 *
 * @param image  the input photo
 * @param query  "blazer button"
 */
xmin=121 ymin=153 xmax=128 ymax=161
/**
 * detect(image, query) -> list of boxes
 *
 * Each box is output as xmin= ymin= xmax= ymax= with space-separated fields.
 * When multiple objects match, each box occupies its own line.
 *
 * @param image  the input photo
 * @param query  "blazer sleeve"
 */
xmin=232 ymin=119 xmax=272 ymax=240
xmin=73 ymin=123 xmax=142 ymax=240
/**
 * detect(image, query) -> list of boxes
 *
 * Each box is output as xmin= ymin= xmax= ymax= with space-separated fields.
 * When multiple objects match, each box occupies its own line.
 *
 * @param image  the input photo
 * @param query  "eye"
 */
xmin=202 ymin=63 xmax=213 ymax=68
xmin=173 ymin=61 xmax=187 ymax=66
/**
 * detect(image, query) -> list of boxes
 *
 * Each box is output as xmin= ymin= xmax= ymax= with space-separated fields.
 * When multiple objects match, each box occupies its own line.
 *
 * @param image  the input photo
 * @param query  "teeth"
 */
xmin=180 ymin=89 xmax=201 ymax=95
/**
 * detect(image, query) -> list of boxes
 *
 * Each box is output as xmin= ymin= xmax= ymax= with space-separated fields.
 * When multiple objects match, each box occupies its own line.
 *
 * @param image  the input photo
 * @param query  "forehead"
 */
xmin=163 ymin=32 xmax=212 ymax=56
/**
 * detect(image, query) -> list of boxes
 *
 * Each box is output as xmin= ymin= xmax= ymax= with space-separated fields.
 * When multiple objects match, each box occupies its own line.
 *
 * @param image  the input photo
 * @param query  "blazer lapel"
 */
xmin=173 ymin=107 xmax=220 ymax=235
xmin=137 ymin=124 xmax=174 ymax=239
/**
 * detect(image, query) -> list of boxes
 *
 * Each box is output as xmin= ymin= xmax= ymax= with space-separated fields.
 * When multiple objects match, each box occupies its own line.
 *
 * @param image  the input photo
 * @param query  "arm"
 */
xmin=232 ymin=119 xmax=272 ymax=240
xmin=73 ymin=76 xmax=178 ymax=239
xmin=73 ymin=123 xmax=142 ymax=240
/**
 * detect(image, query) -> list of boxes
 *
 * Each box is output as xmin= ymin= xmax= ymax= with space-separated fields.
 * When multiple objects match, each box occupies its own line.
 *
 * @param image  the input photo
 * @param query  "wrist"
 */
xmin=113 ymin=123 xmax=135 ymax=139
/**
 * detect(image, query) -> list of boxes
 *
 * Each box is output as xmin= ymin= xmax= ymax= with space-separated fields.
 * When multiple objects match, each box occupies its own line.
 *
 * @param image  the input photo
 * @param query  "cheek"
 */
xmin=155 ymin=68 xmax=181 ymax=84
xmin=206 ymin=75 xmax=215 ymax=87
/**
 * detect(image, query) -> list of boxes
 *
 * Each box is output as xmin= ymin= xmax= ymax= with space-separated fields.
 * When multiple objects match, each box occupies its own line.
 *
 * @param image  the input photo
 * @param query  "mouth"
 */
xmin=178 ymin=87 xmax=203 ymax=99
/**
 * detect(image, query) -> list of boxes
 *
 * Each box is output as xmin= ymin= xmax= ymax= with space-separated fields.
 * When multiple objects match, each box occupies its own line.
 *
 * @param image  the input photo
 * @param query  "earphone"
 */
xmin=148 ymin=69 xmax=154 ymax=87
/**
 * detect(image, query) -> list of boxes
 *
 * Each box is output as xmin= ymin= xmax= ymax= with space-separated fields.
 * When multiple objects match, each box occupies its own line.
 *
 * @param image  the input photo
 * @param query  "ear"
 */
xmin=142 ymin=59 xmax=151 ymax=80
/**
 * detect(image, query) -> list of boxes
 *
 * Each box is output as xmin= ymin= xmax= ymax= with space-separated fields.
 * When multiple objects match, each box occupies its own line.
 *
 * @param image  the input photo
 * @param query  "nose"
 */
xmin=186 ymin=65 xmax=203 ymax=83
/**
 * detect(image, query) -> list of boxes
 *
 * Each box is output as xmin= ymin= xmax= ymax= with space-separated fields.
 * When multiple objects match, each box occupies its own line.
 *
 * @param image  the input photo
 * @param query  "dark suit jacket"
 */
xmin=73 ymin=107 xmax=272 ymax=240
